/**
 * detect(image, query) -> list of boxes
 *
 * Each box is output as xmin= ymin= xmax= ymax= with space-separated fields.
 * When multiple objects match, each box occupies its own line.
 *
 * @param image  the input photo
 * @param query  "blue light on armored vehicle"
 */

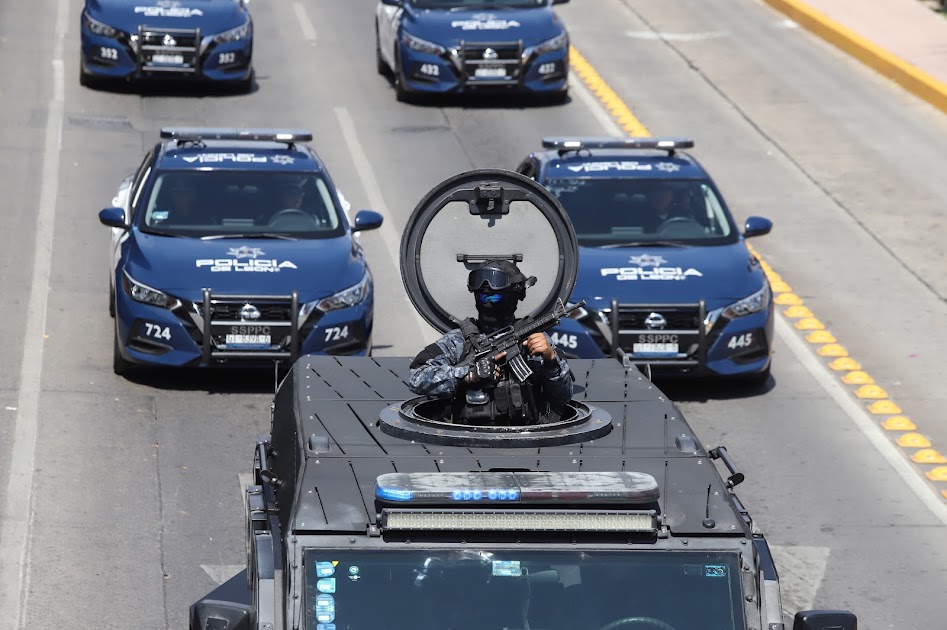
xmin=375 ymin=471 xmax=660 ymax=505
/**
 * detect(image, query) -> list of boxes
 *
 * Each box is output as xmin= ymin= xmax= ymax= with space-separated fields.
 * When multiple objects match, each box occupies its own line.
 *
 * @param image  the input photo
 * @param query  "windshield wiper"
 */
xmin=597 ymin=240 xmax=693 ymax=249
xmin=201 ymin=233 xmax=298 ymax=241
xmin=140 ymin=229 xmax=186 ymax=238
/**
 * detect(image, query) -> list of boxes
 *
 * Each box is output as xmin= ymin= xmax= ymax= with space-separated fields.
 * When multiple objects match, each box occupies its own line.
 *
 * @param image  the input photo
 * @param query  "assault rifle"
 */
xmin=465 ymin=299 xmax=586 ymax=384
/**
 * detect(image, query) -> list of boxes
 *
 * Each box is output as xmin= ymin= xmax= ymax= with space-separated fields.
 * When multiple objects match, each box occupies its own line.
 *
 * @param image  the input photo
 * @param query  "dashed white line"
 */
xmin=293 ymin=1 xmax=318 ymax=44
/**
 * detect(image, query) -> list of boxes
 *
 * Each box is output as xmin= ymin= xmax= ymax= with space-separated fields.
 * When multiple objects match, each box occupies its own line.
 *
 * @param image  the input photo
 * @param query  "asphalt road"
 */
xmin=0 ymin=0 xmax=945 ymax=628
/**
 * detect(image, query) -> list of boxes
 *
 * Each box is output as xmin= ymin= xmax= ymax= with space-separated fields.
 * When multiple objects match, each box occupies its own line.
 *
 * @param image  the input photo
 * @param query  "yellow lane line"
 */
xmin=761 ymin=0 xmax=947 ymax=117
xmin=567 ymin=44 xmax=947 ymax=502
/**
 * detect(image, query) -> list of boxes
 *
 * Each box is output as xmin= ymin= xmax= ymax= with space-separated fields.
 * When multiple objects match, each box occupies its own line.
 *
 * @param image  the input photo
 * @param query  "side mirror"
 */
xmin=552 ymin=0 xmax=570 ymax=4
xmin=353 ymin=210 xmax=383 ymax=232
xmin=743 ymin=216 xmax=772 ymax=238
xmin=99 ymin=207 xmax=128 ymax=229
xmin=380 ymin=0 xmax=402 ymax=5
xmin=793 ymin=610 xmax=857 ymax=630
xmin=189 ymin=600 xmax=252 ymax=630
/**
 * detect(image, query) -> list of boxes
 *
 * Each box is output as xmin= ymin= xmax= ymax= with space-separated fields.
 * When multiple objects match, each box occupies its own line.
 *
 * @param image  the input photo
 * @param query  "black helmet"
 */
xmin=467 ymin=259 xmax=536 ymax=294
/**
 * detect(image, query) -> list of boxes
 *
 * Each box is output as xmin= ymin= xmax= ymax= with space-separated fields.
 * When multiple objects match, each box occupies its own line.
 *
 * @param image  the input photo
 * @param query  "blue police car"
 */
xmin=80 ymin=0 xmax=253 ymax=90
xmin=99 ymin=128 xmax=383 ymax=375
xmin=375 ymin=0 xmax=570 ymax=102
xmin=517 ymin=137 xmax=774 ymax=382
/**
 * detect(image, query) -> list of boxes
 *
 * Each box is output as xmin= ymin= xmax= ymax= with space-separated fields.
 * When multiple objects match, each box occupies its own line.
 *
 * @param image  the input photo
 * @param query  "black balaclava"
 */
xmin=468 ymin=260 xmax=534 ymax=329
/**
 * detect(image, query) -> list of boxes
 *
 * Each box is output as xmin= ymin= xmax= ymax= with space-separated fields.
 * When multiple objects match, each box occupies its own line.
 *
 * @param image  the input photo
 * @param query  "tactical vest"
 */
xmin=451 ymin=318 xmax=543 ymax=426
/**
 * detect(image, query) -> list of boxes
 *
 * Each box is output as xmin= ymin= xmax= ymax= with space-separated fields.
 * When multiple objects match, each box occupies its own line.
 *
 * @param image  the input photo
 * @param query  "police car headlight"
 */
xmin=401 ymin=31 xmax=446 ymax=55
xmin=721 ymin=283 xmax=771 ymax=320
xmin=212 ymin=20 xmax=251 ymax=44
xmin=122 ymin=271 xmax=177 ymax=309
xmin=531 ymin=32 xmax=567 ymax=56
xmin=305 ymin=273 xmax=372 ymax=315
xmin=83 ymin=13 xmax=119 ymax=38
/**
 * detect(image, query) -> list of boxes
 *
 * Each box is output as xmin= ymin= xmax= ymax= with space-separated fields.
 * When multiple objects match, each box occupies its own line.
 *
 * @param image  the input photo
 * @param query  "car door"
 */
xmin=110 ymin=152 xmax=153 ymax=285
xmin=376 ymin=1 xmax=403 ymax=69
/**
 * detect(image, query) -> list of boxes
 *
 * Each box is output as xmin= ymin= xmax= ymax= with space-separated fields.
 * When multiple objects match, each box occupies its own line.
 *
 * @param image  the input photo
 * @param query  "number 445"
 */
xmin=727 ymin=333 xmax=753 ymax=349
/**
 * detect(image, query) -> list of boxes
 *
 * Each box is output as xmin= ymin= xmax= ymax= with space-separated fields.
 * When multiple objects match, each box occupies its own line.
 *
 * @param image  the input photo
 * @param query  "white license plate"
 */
xmin=632 ymin=343 xmax=679 ymax=356
xmin=152 ymin=53 xmax=184 ymax=65
xmin=225 ymin=334 xmax=271 ymax=349
xmin=475 ymin=67 xmax=506 ymax=78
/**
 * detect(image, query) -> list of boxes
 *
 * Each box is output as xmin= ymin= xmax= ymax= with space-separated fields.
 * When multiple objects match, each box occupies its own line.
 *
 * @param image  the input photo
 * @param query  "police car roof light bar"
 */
xmin=375 ymin=471 xmax=660 ymax=506
xmin=160 ymin=127 xmax=314 ymax=145
xmin=542 ymin=136 xmax=694 ymax=156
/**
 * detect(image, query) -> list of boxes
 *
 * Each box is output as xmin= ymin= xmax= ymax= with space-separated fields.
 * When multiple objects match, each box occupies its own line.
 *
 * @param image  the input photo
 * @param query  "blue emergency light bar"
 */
xmin=375 ymin=471 xmax=659 ymax=505
xmin=160 ymin=128 xmax=313 ymax=143
xmin=541 ymin=136 xmax=694 ymax=151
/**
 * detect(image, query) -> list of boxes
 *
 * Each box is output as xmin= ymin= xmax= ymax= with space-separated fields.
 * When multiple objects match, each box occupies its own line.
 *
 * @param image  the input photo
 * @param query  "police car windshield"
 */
xmin=409 ymin=0 xmax=547 ymax=8
xmin=139 ymin=171 xmax=346 ymax=239
xmin=546 ymin=178 xmax=738 ymax=247
xmin=304 ymin=549 xmax=745 ymax=630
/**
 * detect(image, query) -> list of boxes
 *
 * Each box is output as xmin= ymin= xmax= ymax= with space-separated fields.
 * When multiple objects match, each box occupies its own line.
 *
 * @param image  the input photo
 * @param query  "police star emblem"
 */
xmin=628 ymin=254 xmax=667 ymax=267
xmin=228 ymin=246 xmax=265 ymax=259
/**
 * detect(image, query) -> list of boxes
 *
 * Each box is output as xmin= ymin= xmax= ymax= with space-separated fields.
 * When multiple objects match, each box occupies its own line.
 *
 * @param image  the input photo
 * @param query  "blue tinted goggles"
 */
xmin=475 ymin=292 xmax=508 ymax=305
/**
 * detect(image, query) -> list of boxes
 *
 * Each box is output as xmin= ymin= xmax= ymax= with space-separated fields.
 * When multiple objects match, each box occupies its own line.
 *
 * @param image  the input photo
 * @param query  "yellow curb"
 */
xmin=805 ymin=330 xmax=836 ymax=344
xmin=771 ymin=281 xmax=792 ymax=293
xmin=867 ymin=400 xmax=902 ymax=415
xmin=841 ymin=371 xmax=873 ymax=385
xmin=854 ymin=384 xmax=888 ymax=399
xmin=827 ymin=357 xmax=861 ymax=371
xmin=896 ymin=433 xmax=931 ymax=448
xmin=911 ymin=449 xmax=947 ymax=465
xmin=783 ymin=305 xmax=812 ymax=319
xmin=760 ymin=0 xmax=947 ymax=118
xmin=817 ymin=344 xmax=848 ymax=358
xmin=774 ymin=293 xmax=803 ymax=305
xmin=942 ymin=490 xmax=947 ymax=500
xmin=794 ymin=317 xmax=824 ymax=331
xmin=569 ymin=46 xmax=650 ymax=136
xmin=927 ymin=467 xmax=947 ymax=481
xmin=881 ymin=416 xmax=916 ymax=431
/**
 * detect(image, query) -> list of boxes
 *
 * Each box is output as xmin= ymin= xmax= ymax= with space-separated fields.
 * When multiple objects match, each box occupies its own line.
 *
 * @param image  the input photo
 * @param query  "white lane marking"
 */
xmin=770 ymin=545 xmax=830 ymax=614
xmin=625 ymin=30 xmax=727 ymax=42
xmin=775 ymin=315 xmax=947 ymax=524
xmin=333 ymin=106 xmax=438 ymax=345
xmin=775 ymin=19 xmax=800 ymax=29
xmin=0 ymin=2 xmax=68 ymax=628
xmin=201 ymin=565 xmax=245 ymax=586
xmin=293 ymin=1 xmax=318 ymax=44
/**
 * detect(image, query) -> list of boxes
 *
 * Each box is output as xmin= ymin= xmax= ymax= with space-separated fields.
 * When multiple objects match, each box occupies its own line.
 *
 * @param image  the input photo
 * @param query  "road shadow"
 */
xmin=651 ymin=374 xmax=776 ymax=403
xmin=381 ymin=76 xmax=570 ymax=109
xmin=81 ymin=74 xmax=258 ymax=98
xmin=119 ymin=365 xmax=286 ymax=395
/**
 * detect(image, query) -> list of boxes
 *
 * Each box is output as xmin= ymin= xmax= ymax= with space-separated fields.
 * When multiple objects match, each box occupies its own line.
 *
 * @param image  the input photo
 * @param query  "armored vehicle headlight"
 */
xmin=83 ymin=13 xmax=119 ymax=38
xmin=308 ymin=273 xmax=371 ymax=314
xmin=401 ymin=31 xmax=446 ymax=55
xmin=122 ymin=271 xmax=178 ymax=309
xmin=211 ymin=20 xmax=252 ymax=45
xmin=531 ymin=32 xmax=567 ymax=57
xmin=720 ymin=283 xmax=771 ymax=320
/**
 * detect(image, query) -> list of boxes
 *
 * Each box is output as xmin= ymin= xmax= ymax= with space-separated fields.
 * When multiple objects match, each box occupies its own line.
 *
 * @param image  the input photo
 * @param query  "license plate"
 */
xmin=152 ymin=53 xmax=184 ymax=65
xmin=225 ymin=334 xmax=271 ymax=349
xmin=632 ymin=343 xmax=679 ymax=357
xmin=475 ymin=67 xmax=506 ymax=78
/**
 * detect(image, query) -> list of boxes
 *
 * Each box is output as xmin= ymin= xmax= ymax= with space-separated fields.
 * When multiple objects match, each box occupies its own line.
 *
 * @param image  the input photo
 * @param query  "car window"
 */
xmin=139 ymin=170 xmax=346 ymax=239
xmin=128 ymin=152 xmax=154 ymax=220
xmin=544 ymin=177 xmax=738 ymax=246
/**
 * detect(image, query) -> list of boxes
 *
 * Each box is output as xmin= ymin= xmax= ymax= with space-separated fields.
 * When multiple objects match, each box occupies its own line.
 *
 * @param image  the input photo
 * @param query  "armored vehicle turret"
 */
xmin=190 ymin=171 xmax=856 ymax=630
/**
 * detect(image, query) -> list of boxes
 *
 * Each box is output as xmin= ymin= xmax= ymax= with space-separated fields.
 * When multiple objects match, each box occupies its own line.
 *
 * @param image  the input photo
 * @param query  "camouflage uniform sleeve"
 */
xmin=538 ymin=333 xmax=573 ymax=407
xmin=408 ymin=330 xmax=468 ymax=396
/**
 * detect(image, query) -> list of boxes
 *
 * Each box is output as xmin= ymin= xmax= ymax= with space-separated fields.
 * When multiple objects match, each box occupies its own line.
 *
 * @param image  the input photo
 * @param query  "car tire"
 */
xmin=393 ymin=48 xmax=413 ymax=103
xmin=109 ymin=283 xmax=115 ymax=318
xmin=113 ymin=328 xmax=136 ymax=377
xmin=741 ymin=364 xmax=771 ymax=387
xmin=79 ymin=66 xmax=99 ymax=89
xmin=375 ymin=27 xmax=389 ymax=76
xmin=545 ymin=88 xmax=569 ymax=105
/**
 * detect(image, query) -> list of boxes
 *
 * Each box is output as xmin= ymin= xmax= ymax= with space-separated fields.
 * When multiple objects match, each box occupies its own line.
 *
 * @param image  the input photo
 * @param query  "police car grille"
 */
xmin=461 ymin=42 xmax=522 ymax=81
xmin=617 ymin=307 xmax=700 ymax=331
xmin=138 ymin=27 xmax=200 ymax=70
xmin=209 ymin=303 xmax=293 ymax=322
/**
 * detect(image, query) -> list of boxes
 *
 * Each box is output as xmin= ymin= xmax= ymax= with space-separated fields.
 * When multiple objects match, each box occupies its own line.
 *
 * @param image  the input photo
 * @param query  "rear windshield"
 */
xmin=303 ymin=548 xmax=745 ymax=630
xmin=138 ymin=170 xmax=345 ymax=239
xmin=545 ymin=177 xmax=739 ymax=247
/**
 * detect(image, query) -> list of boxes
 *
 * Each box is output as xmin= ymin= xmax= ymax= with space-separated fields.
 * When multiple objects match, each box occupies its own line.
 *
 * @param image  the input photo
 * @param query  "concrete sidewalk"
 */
xmin=762 ymin=0 xmax=947 ymax=115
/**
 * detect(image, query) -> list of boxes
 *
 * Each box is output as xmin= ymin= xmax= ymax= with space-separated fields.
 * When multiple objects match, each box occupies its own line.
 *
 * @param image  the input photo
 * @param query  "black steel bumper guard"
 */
xmin=136 ymin=25 xmax=201 ymax=75
xmin=201 ymin=289 xmax=300 ymax=364
xmin=610 ymin=298 xmax=707 ymax=368
xmin=457 ymin=40 xmax=524 ymax=87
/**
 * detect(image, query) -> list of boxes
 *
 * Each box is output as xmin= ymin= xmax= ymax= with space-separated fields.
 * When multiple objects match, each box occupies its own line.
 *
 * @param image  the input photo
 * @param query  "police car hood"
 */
xmin=86 ymin=0 xmax=246 ymax=33
xmin=573 ymin=242 xmax=766 ymax=310
xmin=402 ymin=6 xmax=563 ymax=47
xmin=125 ymin=233 xmax=365 ymax=301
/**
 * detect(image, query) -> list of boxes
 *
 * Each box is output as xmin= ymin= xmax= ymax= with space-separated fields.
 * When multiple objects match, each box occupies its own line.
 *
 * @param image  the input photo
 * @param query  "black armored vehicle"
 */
xmin=191 ymin=171 xmax=856 ymax=630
